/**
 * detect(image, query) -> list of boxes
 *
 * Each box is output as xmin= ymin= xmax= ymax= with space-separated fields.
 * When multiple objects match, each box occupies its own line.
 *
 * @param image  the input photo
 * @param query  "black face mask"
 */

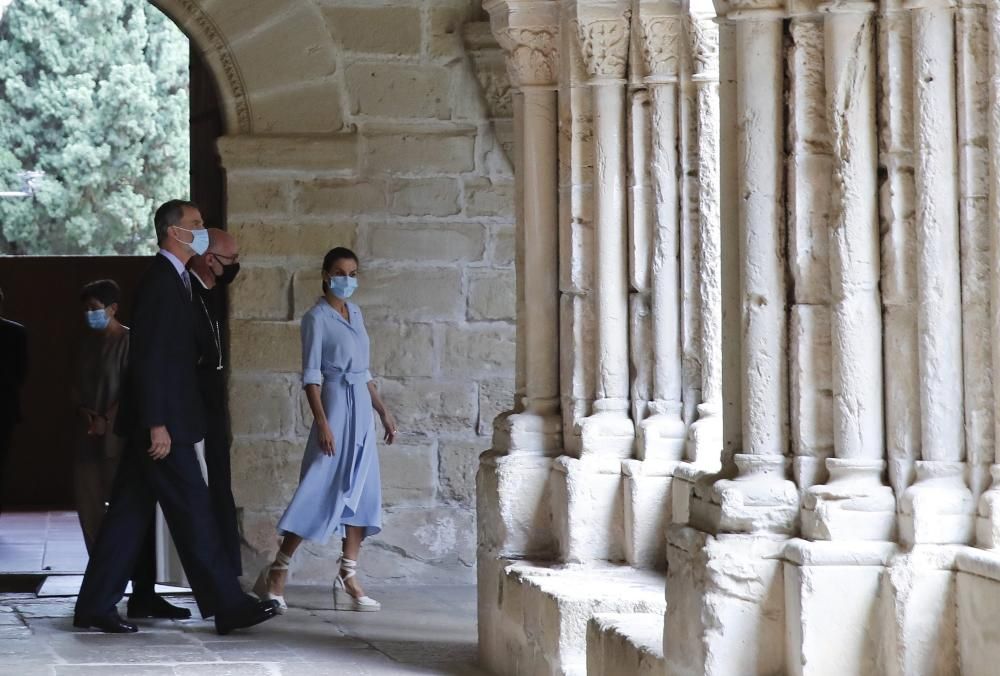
xmin=216 ymin=262 xmax=241 ymax=286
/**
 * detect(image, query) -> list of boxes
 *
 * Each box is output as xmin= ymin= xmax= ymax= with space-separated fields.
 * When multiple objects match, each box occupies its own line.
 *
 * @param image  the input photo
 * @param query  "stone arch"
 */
xmin=149 ymin=0 xmax=349 ymax=135
xmin=148 ymin=0 xmax=252 ymax=134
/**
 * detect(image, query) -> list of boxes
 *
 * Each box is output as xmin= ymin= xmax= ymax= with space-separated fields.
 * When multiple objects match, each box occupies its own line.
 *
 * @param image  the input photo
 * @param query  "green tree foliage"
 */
xmin=0 ymin=0 xmax=189 ymax=255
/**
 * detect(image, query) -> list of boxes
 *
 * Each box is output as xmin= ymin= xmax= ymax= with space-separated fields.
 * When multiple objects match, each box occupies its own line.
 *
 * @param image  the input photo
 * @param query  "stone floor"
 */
xmin=0 ymin=584 xmax=485 ymax=676
xmin=0 ymin=513 xmax=486 ymax=676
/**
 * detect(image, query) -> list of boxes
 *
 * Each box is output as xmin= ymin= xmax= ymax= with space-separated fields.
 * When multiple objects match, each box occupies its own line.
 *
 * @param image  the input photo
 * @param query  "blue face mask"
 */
xmin=327 ymin=275 xmax=358 ymax=299
xmin=86 ymin=309 xmax=109 ymax=330
xmin=172 ymin=226 xmax=209 ymax=256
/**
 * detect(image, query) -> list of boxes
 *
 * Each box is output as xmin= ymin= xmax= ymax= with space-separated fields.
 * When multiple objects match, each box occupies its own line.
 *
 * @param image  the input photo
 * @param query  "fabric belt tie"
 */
xmin=322 ymin=368 xmax=370 ymax=386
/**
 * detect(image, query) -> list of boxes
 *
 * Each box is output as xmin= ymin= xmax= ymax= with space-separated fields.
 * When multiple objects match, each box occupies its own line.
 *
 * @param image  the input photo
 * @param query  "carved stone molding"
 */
xmin=638 ymin=15 xmax=683 ymax=79
xmin=576 ymin=16 xmax=631 ymax=81
xmin=464 ymin=22 xmax=515 ymax=119
xmin=493 ymin=26 xmax=560 ymax=87
xmin=152 ymin=0 xmax=252 ymax=134
xmin=689 ymin=15 xmax=720 ymax=78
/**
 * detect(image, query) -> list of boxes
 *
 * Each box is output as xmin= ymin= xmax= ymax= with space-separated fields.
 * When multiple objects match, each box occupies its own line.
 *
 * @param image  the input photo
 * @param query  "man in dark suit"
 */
xmin=73 ymin=200 xmax=278 ymax=635
xmin=0 ymin=287 xmax=27 ymax=515
xmin=187 ymin=228 xmax=241 ymax=575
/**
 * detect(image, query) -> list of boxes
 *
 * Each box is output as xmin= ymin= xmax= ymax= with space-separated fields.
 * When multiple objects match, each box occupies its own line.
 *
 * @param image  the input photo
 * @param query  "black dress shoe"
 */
xmin=215 ymin=599 xmax=280 ymax=635
xmin=127 ymin=594 xmax=192 ymax=620
xmin=73 ymin=611 xmax=138 ymax=634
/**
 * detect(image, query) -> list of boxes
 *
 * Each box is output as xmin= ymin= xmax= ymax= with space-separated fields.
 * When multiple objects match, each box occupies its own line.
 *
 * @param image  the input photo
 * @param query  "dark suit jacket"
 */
xmin=192 ymin=282 xmax=230 ymax=444
xmin=0 ymin=317 xmax=27 ymax=425
xmin=116 ymin=254 xmax=206 ymax=445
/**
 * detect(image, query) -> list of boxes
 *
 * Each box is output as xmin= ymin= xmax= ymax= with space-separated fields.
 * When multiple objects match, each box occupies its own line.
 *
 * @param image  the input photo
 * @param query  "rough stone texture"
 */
xmin=152 ymin=0 xmax=519 ymax=589
xmin=587 ymin=613 xmax=667 ymax=676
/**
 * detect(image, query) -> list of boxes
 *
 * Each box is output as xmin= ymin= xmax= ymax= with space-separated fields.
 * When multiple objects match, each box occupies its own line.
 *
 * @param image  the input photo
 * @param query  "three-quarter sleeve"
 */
xmin=301 ymin=312 xmax=324 ymax=387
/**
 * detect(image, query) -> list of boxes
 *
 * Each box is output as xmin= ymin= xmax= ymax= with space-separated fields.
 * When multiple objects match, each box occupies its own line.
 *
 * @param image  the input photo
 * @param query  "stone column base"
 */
xmin=689 ymin=453 xmax=799 ymax=534
xmin=975 ymin=465 xmax=1000 ymax=548
xmin=685 ymin=401 xmax=723 ymax=470
xmin=800 ymin=459 xmax=897 ymax=541
xmin=493 ymin=409 xmax=563 ymax=455
xmin=477 ymin=450 xmax=556 ymax=558
xmin=636 ymin=403 xmax=686 ymax=462
xmin=899 ymin=461 xmax=975 ymax=545
xmin=552 ymin=455 xmax=625 ymax=563
xmin=665 ymin=526 xmax=788 ymax=676
xmin=622 ymin=459 xmax=680 ymax=569
xmin=581 ymin=409 xmax=636 ymax=458
xmin=783 ymin=540 xmax=897 ymax=676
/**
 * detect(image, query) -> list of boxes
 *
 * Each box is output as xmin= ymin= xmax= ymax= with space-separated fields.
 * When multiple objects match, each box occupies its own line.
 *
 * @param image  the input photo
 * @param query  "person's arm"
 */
xmin=367 ymin=381 xmax=397 ymax=445
xmin=133 ymin=275 xmax=172 ymax=459
xmin=301 ymin=314 xmax=334 ymax=455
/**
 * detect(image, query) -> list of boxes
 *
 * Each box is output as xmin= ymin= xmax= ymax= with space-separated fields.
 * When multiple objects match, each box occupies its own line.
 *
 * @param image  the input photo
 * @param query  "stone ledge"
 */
xmin=587 ymin=613 xmax=666 ymax=676
xmin=480 ymin=559 xmax=666 ymax=676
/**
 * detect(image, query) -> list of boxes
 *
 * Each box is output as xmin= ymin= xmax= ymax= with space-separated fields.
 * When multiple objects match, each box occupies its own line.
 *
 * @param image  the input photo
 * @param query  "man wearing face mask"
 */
xmin=74 ymin=200 xmax=278 ymax=635
xmin=186 ymin=228 xmax=242 ymax=575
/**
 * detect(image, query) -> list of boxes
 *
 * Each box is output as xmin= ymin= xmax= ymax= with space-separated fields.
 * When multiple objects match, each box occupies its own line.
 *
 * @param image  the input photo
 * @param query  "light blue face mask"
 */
xmin=172 ymin=226 xmax=209 ymax=256
xmin=327 ymin=275 xmax=358 ymax=299
xmin=86 ymin=308 xmax=109 ymax=330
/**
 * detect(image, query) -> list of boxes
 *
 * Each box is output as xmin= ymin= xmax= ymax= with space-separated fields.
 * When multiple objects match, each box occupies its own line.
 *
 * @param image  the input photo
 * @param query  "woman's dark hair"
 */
xmin=80 ymin=279 xmax=121 ymax=307
xmin=321 ymin=247 xmax=359 ymax=292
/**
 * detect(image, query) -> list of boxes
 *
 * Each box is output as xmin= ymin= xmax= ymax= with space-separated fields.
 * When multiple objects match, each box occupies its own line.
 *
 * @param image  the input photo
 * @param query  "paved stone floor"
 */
xmin=0 ymin=584 xmax=485 ymax=676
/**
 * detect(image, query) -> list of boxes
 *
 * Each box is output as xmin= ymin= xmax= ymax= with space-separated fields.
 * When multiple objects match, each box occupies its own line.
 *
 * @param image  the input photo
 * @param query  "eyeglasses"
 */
xmin=212 ymin=252 xmax=240 ymax=264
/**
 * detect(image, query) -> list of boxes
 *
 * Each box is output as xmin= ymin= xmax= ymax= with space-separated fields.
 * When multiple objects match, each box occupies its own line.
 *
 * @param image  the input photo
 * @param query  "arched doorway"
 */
xmin=0 ymin=2 xmax=227 ymax=510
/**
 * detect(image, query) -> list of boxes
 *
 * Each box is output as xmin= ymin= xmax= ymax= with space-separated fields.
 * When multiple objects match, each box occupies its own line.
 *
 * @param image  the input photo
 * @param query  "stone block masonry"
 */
xmin=198 ymin=0 xmax=515 ymax=586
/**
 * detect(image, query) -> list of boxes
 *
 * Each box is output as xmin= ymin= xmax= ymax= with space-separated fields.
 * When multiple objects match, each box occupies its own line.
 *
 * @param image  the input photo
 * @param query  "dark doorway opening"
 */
xmin=0 ymin=45 xmax=226 ymax=509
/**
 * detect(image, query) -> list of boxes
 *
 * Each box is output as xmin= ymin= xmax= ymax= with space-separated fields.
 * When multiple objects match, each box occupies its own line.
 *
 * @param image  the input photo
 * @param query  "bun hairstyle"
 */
xmin=321 ymin=247 xmax=359 ymax=293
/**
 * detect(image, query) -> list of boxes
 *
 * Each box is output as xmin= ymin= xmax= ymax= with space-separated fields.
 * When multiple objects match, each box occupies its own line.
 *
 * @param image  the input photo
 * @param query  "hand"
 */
xmin=380 ymin=411 xmax=398 ymax=445
xmin=318 ymin=422 xmax=336 ymax=456
xmin=90 ymin=416 xmax=107 ymax=438
xmin=148 ymin=425 xmax=171 ymax=460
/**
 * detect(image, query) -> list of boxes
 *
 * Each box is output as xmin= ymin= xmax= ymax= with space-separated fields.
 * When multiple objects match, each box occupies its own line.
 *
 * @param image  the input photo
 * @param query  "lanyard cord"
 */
xmin=199 ymin=295 xmax=223 ymax=371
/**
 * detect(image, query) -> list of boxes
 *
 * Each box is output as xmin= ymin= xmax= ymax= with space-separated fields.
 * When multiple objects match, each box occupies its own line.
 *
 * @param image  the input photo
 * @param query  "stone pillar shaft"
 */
xmin=577 ymin=8 xmax=636 ymax=457
xmin=686 ymin=9 xmax=723 ymax=467
xmin=688 ymin=8 xmax=798 ymax=535
xmin=592 ymin=83 xmax=631 ymax=410
xmin=487 ymin=6 xmax=563 ymax=454
xmin=902 ymin=4 xmax=975 ymax=544
xmin=977 ymin=5 xmax=1000 ymax=548
xmin=521 ymin=87 xmax=561 ymax=417
xmin=802 ymin=8 xmax=894 ymax=541
xmin=737 ymin=18 xmax=786 ymax=460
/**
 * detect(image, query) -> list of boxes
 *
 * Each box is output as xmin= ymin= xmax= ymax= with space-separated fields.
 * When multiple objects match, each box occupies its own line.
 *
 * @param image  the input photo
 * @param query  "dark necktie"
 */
xmin=182 ymin=270 xmax=192 ymax=300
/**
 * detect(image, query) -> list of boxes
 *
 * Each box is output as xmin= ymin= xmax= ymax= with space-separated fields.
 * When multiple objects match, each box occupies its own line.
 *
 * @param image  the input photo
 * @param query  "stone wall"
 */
xmin=154 ymin=0 xmax=515 ymax=584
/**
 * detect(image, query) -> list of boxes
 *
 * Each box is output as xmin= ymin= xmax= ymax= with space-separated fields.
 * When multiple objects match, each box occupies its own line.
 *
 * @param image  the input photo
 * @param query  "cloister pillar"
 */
xmin=899 ymin=0 xmax=975 ymax=545
xmin=978 ymin=0 xmax=1000 ymax=548
xmin=488 ymin=2 xmax=563 ymax=456
xmin=576 ymin=1 xmax=636 ymax=458
xmin=684 ymin=1 xmax=722 ymax=466
xmin=800 ymin=2 xmax=895 ymax=541
xmin=634 ymin=1 xmax=686 ymax=462
xmin=687 ymin=0 xmax=798 ymax=535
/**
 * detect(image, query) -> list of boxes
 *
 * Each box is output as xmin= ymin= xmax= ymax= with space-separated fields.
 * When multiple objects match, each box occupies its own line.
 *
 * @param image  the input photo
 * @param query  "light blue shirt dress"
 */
xmin=277 ymin=300 xmax=382 ymax=542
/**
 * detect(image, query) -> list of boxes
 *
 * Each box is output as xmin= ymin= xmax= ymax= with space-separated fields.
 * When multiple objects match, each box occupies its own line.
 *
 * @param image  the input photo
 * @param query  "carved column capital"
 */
xmin=575 ymin=11 xmax=631 ymax=82
xmin=689 ymin=13 xmax=720 ymax=80
xmin=636 ymin=14 xmax=683 ymax=81
xmin=485 ymin=1 xmax=560 ymax=88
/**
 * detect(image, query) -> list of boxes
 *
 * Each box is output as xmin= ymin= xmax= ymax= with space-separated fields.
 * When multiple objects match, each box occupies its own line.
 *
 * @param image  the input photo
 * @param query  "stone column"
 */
xmin=684 ymin=2 xmax=723 ymax=467
xmin=488 ymin=2 xmax=563 ymax=455
xmin=576 ymin=2 xmax=636 ymax=458
xmin=978 ymin=1 xmax=1000 ymax=548
xmin=800 ymin=3 xmax=895 ymax=541
xmin=900 ymin=0 xmax=976 ymax=545
xmin=688 ymin=0 xmax=798 ymax=535
xmin=635 ymin=2 xmax=686 ymax=461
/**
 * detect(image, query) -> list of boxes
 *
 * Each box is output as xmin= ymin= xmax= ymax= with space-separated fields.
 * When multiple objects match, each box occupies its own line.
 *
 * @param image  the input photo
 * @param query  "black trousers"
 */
xmin=0 ymin=418 xmax=12 ymax=515
xmin=74 ymin=439 xmax=246 ymax=620
xmin=204 ymin=423 xmax=241 ymax=575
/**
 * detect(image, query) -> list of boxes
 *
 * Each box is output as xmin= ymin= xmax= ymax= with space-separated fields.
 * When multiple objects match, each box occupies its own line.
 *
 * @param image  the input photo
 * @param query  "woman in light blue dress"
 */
xmin=254 ymin=247 xmax=397 ymax=613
